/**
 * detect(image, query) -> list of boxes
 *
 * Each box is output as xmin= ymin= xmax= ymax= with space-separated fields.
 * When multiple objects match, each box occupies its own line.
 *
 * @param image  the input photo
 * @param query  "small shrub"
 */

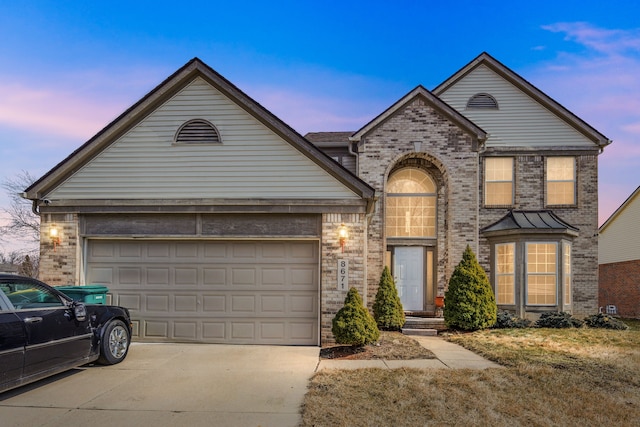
xmin=443 ymin=245 xmax=497 ymax=331
xmin=493 ymin=310 xmax=531 ymax=329
xmin=535 ymin=311 xmax=583 ymax=328
xmin=332 ymin=287 xmax=380 ymax=346
xmin=584 ymin=313 xmax=629 ymax=330
xmin=373 ymin=266 xmax=405 ymax=331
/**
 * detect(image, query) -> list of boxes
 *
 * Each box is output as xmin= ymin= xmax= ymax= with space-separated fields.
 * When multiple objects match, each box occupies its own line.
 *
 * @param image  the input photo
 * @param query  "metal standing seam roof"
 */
xmin=482 ymin=210 xmax=579 ymax=234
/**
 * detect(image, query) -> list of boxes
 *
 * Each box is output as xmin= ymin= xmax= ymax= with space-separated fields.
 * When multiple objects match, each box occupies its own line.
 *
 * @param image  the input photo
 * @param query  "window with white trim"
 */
xmin=546 ymin=157 xmax=575 ymax=205
xmin=495 ymin=243 xmax=515 ymax=304
xmin=386 ymin=168 xmax=436 ymax=238
xmin=485 ymin=157 xmax=514 ymax=206
xmin=563 ymin=242 xmax=572 ymax=305
xmin=526 ymin=243 xmax=557 ymax=305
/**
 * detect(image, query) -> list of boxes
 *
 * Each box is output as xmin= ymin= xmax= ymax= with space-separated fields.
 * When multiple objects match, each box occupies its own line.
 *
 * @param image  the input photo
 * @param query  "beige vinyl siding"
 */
xmin=599 ymin=191 xmax=640 ymax=264
xmin=438 ymin=65 xmax=594 ymax=148
xmin=49 ymin=77 xmax=358 ymax=200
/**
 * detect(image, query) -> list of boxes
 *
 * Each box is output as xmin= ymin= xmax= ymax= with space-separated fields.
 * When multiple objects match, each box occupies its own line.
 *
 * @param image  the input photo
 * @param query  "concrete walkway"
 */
xmin=316 ymin=335 xmax=502 ymax=371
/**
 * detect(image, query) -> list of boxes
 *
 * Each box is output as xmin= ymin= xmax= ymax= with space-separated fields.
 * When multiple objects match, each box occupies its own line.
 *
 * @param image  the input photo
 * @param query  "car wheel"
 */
xmin=98 ymin=319 xmax=130 ymax=365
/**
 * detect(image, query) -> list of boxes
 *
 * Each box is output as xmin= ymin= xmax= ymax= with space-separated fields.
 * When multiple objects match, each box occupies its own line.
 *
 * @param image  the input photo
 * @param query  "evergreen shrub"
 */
xmin=535 ymin=311 xmax=583 ymax=328
xmin=332 ymin=287 xmax=380 ymax=346
xmin=373 ymin=266 xmax=405 ymax=330
xmin=584 ymin=313 xmax=629 ymax=330
xmin=443 ymin=245 xmax=497 ymax=331
xmin=493 ymin=310 xmax=531 ymax=329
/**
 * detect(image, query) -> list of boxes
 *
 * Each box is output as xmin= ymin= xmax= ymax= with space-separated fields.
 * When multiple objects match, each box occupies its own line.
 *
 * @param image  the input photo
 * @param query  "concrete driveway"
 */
xmin=0 ymin=343 xmax=320 ymax=427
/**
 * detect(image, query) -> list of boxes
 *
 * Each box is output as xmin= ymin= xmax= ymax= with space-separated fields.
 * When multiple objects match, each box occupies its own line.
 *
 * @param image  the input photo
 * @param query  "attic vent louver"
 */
xmin=175 ymin=119 xmax=221 ymax=144
xmin=467 ymin=93 xmax=499 ymax=109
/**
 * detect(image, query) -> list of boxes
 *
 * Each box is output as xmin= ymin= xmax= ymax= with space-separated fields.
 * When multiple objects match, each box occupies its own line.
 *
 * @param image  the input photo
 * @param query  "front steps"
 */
xmin=401 ymin=316 xmax=446 ymax=337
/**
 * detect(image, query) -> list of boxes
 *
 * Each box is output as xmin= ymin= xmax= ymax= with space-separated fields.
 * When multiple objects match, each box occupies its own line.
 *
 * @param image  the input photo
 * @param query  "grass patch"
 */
xmin=301 ymin=319 xmax=640 ymax=426
xmin=320 ymin=331 xmax=435 ymax=360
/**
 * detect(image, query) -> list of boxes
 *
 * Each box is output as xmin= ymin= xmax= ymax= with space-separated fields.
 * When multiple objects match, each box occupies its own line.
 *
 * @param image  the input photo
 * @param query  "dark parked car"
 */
xmin=0 ymin=274 xmax=132 ymax=393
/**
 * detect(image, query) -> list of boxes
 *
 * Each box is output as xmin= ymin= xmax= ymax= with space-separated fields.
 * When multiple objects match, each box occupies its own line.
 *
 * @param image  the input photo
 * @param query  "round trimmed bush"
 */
xmin=332 ymin=287 xmax=380 ymax=346
xmin=373 ymin=266 xmax=405 ymax=331
xmin=443 ymin=245 xmax=497 ymax=331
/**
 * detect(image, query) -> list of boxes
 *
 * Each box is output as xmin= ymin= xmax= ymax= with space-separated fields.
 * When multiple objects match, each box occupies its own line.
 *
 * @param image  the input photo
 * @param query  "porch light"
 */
xmin=338 ymin=224 xmax=349 ymax=253
xmin=50 ymin=225 xmax=60 ymax=250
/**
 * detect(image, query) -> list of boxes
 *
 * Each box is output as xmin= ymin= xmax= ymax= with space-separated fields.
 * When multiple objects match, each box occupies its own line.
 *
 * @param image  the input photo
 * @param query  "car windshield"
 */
xmin=0 ymin=281 xmax=65 ymax=310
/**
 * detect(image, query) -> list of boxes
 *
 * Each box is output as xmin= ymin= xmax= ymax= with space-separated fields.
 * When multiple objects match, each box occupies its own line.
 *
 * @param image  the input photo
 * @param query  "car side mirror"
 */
xmin=73 ymin=302 xmax=87 ymax=322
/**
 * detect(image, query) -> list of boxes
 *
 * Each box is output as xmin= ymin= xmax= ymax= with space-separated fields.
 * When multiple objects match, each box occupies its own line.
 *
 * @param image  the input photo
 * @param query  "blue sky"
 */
xmin=1 ymin=1 xmax=639 ymax=251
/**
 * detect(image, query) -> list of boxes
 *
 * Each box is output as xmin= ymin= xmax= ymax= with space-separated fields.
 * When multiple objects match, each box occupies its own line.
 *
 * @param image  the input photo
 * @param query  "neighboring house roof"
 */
xmin=482 ymin=210 xmax=579 ymax=236
xmin=433 ymin=52 xmax=611 ymax=149
xmin=305 ymin=132 xmax=353 ymax=146
xmin=24 ymin=58 xmax=374 ymax=202
xmin=599 ymin=186 xmax=640 ymax=233
xmin=598 ymin=186 xmax=640 ymax=264
xmin=349 ymin=85 xmax=487 ymax=143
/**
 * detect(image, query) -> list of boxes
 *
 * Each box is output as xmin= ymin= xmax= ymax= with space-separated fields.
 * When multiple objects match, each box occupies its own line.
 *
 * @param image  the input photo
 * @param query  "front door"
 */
xmin=394 ymin=247 xmax=424 ymax=311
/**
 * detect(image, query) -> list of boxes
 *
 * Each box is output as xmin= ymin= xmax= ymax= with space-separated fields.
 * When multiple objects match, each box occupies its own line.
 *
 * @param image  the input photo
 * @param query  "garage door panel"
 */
xmin=231 ymin=268 xmax=256 ymax=285
xmin=203 ymin=322 xmax=225 ymax=339
xmin=146 ymin=295 xmax=170 ymax=311
xmin=175 ymin=295 xmax=198 ymax=311
xmin=145 ymin=320 xmax=169 ymax=338
xmin=203 ymin=295 xmax=225 ymax=312
xmin=173 ymin=321 xmax=198 ymax=340
xmin=147 ymin=268 xmax=170 ymax=285
xmin=119 ymin=268 xmax=143 ymax=285
xmin=118 ymin=294 xmax=141 ymax=310
xmin=261 ymin=295 xmax=286 ymax=313
xmin=231 ymin=322 xmax=255 ymax=340
xmin=87 ymin=240 xmax=319 ymax=345
xmin=203 ymin=268 xmax=226 ymax=285
xmin=175 ymin=268 xmax=198 ymax=285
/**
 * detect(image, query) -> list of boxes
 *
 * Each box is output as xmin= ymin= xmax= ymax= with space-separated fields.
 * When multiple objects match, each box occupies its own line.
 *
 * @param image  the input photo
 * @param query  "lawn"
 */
xmin=300 ymin=319 xmax=640 ymax=427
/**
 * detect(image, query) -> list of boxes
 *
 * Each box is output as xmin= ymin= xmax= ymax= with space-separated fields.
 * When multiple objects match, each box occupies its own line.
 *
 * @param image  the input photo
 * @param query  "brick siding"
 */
xmin=599 ymin=260 xmax=640 ymax=318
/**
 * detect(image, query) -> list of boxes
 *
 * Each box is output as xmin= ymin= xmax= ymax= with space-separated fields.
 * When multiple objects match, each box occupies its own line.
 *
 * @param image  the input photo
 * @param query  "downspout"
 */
xmin=348 ymin=141 xmax=359 ymax=173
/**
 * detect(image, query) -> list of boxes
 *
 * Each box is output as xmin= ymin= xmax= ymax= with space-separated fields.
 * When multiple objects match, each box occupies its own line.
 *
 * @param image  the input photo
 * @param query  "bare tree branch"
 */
xmin=1 ymin=170 xmax=40 ymax=244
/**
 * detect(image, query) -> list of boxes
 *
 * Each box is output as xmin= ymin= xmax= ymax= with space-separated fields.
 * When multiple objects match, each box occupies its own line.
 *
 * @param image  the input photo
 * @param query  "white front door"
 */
xmin=394 ymin=247 xmax=424 ymax=311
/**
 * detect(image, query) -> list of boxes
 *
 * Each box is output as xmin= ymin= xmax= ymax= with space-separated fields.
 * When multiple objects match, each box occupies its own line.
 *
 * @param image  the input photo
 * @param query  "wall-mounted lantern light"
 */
xmin=50 ymin=225 xmax=60 ymax=250
xmin=338 ymin=223 xmax=349 ymax=253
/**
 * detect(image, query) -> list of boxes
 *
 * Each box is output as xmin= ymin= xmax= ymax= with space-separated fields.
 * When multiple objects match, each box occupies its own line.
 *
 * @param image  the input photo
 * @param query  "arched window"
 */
xmin=386 ymin=168 xmax=436 ymax=238
xmin=467 ymin=93 xmax=499 ymax=109
xmin=174 ymin=119 xmax=221 ymax=144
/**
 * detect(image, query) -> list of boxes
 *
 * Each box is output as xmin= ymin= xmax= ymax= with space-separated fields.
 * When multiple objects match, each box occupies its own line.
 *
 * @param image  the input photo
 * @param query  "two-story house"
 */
xmin=25 ymin=53 xmax=610 ymax=345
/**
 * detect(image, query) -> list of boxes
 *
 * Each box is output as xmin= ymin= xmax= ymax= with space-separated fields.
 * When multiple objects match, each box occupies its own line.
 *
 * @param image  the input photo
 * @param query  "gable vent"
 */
xmin=467 ymin=93 xmax=499 ymax=109
xmin=175 ymin=119 xmax=221 ymax=144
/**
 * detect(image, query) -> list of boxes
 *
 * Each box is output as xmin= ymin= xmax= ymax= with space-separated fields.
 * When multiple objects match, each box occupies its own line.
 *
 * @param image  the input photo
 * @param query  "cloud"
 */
xmin=542 ymin=22 xmax=640 ymax=56
xmin=0 ymin=82 xmax=121 ymax=141
xmin=0 ymin=65 xmax=167 ymax=144
xmin=535 ymin=22 xmax=640 ymax=226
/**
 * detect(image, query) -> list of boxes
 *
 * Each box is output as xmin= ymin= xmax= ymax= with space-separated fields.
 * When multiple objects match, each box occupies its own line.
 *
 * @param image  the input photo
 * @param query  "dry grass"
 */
xmin=301 ymin=319 xmax=640 ymax=427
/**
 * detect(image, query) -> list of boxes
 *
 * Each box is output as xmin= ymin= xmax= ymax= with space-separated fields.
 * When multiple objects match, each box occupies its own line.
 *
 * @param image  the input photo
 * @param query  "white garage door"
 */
xmin=86 ymin=240 xmax=319 ymax=345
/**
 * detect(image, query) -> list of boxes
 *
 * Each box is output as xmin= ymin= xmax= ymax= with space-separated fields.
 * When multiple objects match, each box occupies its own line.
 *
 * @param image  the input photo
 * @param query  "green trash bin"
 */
xmin=56 ymin=285 xmax=109 ymax=304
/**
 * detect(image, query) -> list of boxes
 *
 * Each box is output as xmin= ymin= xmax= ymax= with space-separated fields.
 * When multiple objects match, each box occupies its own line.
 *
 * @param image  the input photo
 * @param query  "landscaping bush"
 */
xmin=535 ymin=311 xmax=583 ymax=328
xmin=584 ymin=313 xmax=629 ymax=330
xmin=373 ymin=266 xmax=405 ymax=331
xmin=443 ymin=245 xmax=497 ymax=331
xmin=493 ymin=310 xmax=531 ymax=329
xmin=332 ymin=287 xmax=380 ymax=346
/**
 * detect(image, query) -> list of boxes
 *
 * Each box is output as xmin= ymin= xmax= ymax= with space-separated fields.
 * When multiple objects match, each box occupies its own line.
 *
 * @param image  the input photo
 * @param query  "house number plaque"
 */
xmin=337 ymin=259 xmax=349 ymax=291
